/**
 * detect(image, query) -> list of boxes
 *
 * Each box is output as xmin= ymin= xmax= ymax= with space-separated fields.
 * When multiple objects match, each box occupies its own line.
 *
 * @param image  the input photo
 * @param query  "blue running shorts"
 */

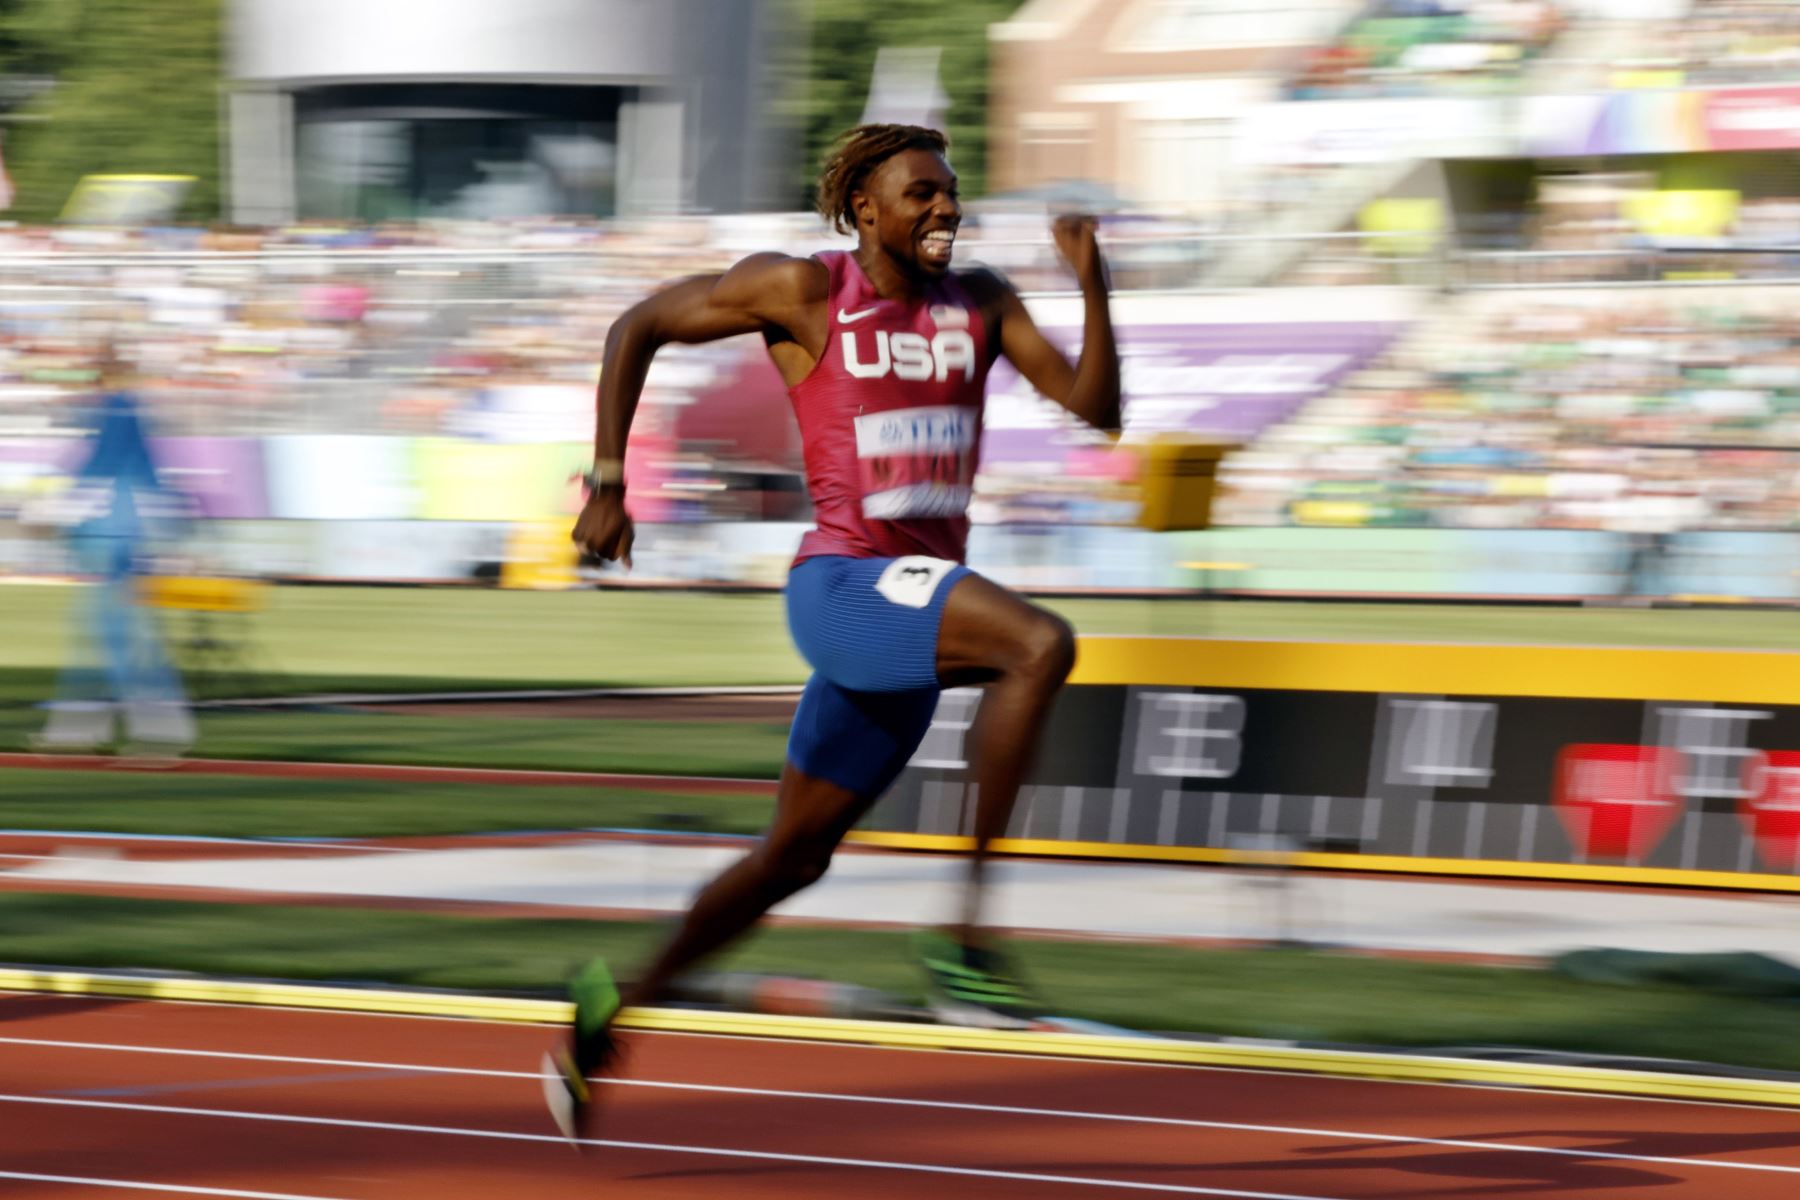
xmin=784 ymin=554 xmax=972 ymax=797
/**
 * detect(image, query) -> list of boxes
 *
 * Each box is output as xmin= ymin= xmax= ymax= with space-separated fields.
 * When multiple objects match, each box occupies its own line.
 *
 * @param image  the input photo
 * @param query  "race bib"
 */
xmin=854 ymin=405 xmax=977 ymax=520
xmin=876 ymin=556 xmax=957 ymax=608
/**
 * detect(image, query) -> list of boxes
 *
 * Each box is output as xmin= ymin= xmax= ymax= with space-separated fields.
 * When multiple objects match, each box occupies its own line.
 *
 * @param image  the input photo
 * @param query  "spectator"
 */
xmin=32 ymin=347 xmax=194 ymax=756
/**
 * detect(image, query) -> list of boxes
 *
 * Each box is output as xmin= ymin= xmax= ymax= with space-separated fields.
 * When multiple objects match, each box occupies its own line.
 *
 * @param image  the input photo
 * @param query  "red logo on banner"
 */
xmin=1705 ymin=87 xmax=1800 ymax=152
xmin=1553 ymin=744 xmax=1684 ymax=860
xmin=1740 ymin=750 xmax=1800 ymax=870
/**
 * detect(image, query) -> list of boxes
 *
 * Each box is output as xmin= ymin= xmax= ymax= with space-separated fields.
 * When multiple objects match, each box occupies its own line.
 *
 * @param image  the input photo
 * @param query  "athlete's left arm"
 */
xmin=970 ymin=215 xmax=1121 ymax=434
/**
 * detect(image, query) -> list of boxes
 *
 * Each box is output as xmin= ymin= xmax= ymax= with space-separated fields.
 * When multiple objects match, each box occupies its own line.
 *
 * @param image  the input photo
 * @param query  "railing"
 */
xmin=1452 ymin=244 xmax=1800 ymax=289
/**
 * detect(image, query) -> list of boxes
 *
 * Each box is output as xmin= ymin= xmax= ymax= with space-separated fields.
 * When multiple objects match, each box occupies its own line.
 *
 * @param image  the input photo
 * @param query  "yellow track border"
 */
xmin=1069 ymin=637 xmax=1800 ymax=704
xmin=6 ymin=966 xmax=1800 ymax=1110
xmin=844 ymin=832 xmax=1800 ymax=893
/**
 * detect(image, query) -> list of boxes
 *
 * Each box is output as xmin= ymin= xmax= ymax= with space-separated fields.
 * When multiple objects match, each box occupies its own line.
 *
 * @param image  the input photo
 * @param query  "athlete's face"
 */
xmin=854 ymin=149 xmax=961 ymax=277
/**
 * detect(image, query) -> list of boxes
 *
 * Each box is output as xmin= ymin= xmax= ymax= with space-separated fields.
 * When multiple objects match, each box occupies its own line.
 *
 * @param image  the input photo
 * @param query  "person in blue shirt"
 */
xmin=34 ymin=350 xmax=194 ymax=756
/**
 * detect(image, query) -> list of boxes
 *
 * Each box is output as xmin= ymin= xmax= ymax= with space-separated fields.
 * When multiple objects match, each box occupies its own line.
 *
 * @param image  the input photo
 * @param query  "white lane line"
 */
xmin=2 ymin=993 xmax=1792 ymax=1115
xmin=0 ymin=1094 xmax=1337 ymax=1200
xmin=4 ymin=1037 xmax=1797 ymax=1177
xmin=0 ymin=1171 xmax=351 ymax=1200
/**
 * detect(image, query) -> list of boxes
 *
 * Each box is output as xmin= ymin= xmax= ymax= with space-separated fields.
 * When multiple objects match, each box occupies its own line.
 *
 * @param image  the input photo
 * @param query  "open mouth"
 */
xmin=919 ymin=228 xmax=956 ymax=266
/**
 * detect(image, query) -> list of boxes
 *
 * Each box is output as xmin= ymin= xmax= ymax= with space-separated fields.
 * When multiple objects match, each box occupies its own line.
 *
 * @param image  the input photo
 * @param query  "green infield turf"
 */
xmin=4 ymin=584 xmax=1796 ymax=701
xmin=0 ymin=708 xmax=789 ymax=777
xmin=3 ymin=893 xmax=1794 ymax=1074
xmin=0 ymin=770 xmax=772 ymax=837
xmin=0 ymin=585 xmax=808 ymax=692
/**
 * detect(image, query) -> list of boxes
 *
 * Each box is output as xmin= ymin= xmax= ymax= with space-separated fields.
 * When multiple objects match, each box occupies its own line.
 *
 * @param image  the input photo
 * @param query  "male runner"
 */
xmin=546 ymin=123 xmax=1120 ymax=1139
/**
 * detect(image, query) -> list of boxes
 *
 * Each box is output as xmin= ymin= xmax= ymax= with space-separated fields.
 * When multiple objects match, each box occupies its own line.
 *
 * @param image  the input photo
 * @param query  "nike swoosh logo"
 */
xmin=838 ymin=306 xmax=881 ymax=324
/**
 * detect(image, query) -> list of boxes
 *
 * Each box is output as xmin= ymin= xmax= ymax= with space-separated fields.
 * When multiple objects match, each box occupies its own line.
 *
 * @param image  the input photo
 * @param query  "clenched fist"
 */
xmin=1051 ymin=214 xmax=1106 ymax=290
xmin=572 ymin=488 xmax=634 ymax=570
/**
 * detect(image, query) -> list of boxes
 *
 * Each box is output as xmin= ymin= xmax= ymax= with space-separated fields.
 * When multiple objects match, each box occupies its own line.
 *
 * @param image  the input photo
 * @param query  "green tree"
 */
xmin=780 ymin=0 xmax=1026 ymax=209
xmin=0 ymin=0 xmax=223 ymax=223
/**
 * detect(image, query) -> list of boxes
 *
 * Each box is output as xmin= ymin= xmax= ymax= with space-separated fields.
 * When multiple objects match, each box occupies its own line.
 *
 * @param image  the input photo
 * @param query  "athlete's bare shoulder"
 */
xmin=699 ymin=252 xmax=829 ymax=366
xmin=716 ymin=252 xmax=830 ymax=317
xmin=640 ymin=252 xmax=828 ymax=348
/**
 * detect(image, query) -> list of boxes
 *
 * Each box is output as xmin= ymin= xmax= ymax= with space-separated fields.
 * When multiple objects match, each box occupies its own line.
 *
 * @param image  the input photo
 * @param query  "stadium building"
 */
xmin=987 ymin=0 xmax=1361 ymax=216
xmin=225 ymin=0 xmax=796 ymax=224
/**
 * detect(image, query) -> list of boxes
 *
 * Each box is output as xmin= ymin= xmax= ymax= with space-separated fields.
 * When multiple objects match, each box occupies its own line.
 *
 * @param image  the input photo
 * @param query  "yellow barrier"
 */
xmin=1067 ymin=635 xmax=1798 ymax=704
xmin=1136 ymin=436 xmax=1232 ymax=532
xmin=138 ymin=576 xmax=269 ymax=614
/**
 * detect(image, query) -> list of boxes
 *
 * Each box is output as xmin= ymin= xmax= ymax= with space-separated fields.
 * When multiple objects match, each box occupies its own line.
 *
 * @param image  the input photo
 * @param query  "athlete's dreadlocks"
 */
xmin=815 ymin=124 xmax=950 ymax=236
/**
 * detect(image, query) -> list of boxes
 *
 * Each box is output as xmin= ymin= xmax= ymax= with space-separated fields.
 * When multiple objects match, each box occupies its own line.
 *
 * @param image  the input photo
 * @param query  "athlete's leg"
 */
xmin=617 ymin=668 xmax=937 ymax=1010
xmin=933 ymin=573 xmax=1076 ymax=936
xmin=618 ymin=760 xmax=870 ymax=1012
xmin=546 ymin=674 xmax=935 ymax=1138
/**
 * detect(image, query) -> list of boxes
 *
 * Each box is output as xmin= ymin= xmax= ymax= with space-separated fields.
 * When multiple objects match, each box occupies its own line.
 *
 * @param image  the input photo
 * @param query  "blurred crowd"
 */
xmin=4 ymin=216 xmax=1800 ymax=539
xmin=0 ymin=217 xmax=747 ymax=444
xmin=0 ymin=213 xmax=1223 ymax=450
xmin=1452 ymin=189 xmax=1800 ymax=287
xmin=1290 ymin=0 xmax=1566 ymax=100
xmin=1612 ymin=0 xmax=1800 ymax=88
xmin=1218 ymin=295 xmax=1800 ymax=531
xmin=1529 ymin=195 xmax=1800 ymax=254
xmin=1288 ymin=0 xmax=1800 ymax=101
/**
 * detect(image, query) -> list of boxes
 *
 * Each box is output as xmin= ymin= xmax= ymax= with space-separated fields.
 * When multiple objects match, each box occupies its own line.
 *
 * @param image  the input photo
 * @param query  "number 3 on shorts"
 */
xmin=876 ymin=556 xmax=957 ymax=609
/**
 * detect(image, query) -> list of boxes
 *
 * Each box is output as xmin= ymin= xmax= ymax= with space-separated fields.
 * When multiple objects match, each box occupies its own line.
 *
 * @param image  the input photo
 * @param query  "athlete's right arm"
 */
xmin=574 ymin=254 xmax=822 ymax=567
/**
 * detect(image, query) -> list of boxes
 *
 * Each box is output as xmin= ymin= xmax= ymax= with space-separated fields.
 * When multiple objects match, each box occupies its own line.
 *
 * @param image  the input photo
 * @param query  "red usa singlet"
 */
xmin=789 ymin=250 xmax=992 ymax=564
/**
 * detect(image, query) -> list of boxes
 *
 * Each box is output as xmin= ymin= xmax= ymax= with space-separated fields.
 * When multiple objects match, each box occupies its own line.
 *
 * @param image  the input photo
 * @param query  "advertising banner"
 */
xmin=865 ymin=642 xmax=1800 ymax=883
xmin=1196 ymin=527 xmax=1626 ymax=598
xmin=412 ymin=439 xmax=585 ymax=522
xmin=1704 ymin=86 xmax=1800 ymax=152
xmin=1238 ymin=97 xmax=1507 ymax=166
xmin=264 ymin=436 xmax=416 ymax=521
xmin=311 ymin=520 xmax=511 ymax=581
xmin=963 ymin=527 xmax=1627 ymax=597
xmin=1743 ymin=751 xmax=1800 ymax=870
xmin=666 ymin=314 xmax=1409 ymax=483
xmin=0 ymin=437 xmax=267 ymax=520
xmin=153 ymin=438 xmax=269 ymax=519
xmin=983 ymin=321 xmax=1405 ymax=471
xmin=1523 ymin=90 xmax=1706 ymax=158
xmin=1525 ymin=85 xmax=1800 ymax=158
xmin=159 ymin=519 xmax=1793 ymax=594
xmin=205 ymin=520 xmax=319 ymax=578
xmin=263 ymin=436 xmax=585 ymax=524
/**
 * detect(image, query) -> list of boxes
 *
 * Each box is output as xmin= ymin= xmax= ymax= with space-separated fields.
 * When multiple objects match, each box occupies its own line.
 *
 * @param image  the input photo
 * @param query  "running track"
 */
xmin=3 ymin=993 xmax=1799 ymax=1198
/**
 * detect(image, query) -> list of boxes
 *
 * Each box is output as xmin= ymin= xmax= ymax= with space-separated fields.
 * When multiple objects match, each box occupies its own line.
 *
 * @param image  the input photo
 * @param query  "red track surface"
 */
xmin=3 ymin=993 xmax=1799 ymax=1198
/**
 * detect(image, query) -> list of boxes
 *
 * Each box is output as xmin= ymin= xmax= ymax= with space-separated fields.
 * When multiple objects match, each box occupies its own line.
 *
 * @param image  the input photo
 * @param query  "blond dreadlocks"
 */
xmin=815 ymin=124 xmax=950 ymax=236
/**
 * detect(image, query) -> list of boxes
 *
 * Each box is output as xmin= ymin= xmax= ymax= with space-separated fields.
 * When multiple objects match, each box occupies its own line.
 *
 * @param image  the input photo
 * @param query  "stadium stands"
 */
xmin=1289 ymin=0 xmax=1566 ymax=99
xmin=1604 ymin=0 xmax=1800 ymax=88
xmin=1287 ymin=1 xmax=1800 ymax=98
xmin=1216 ymin=291 xmax=1800 ymax=532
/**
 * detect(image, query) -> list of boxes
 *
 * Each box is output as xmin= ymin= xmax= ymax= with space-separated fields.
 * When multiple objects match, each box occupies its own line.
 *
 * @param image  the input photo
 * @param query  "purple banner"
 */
xmin=981 ymin=321 xmax=1406 ymax=464
xmin=655 ymin=319 xmax=1406 ymax=481
xmin=0 ymin=438 xmax=80 ymax=472
xmin=0 ymin=437 xmax=267 ymax=519
xmin=154 ymin=438 xmax=269 ymax=519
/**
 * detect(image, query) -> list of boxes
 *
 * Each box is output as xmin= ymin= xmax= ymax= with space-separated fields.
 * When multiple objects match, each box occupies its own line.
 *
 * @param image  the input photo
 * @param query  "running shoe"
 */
xmin=914 ymin=929 xmax=1043 ymax=1030
xmin=541 ymin=957 xmax=622 ymax=1146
